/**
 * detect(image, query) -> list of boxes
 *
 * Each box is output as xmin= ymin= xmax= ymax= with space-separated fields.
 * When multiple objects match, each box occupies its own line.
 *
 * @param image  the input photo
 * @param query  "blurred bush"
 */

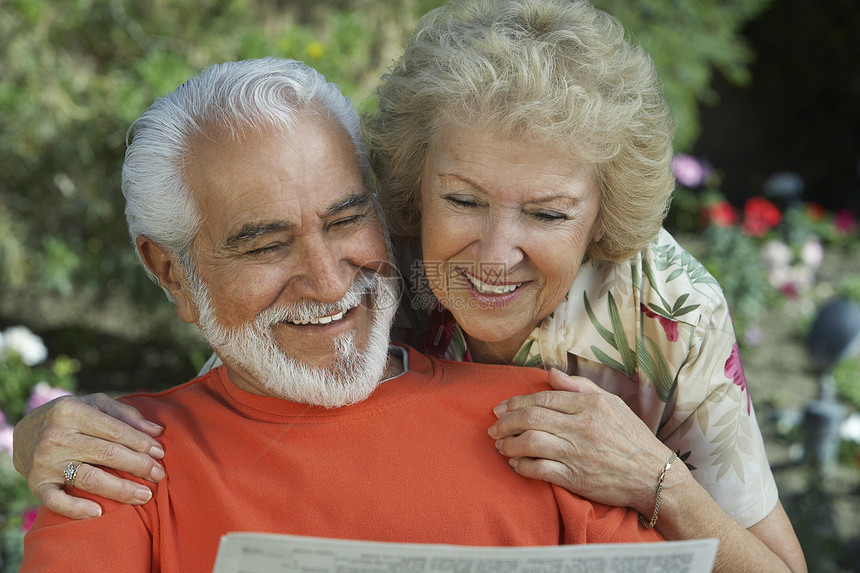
xmin=0 ymin=0 xmax=423 ymax=307
xmin=594 ymin=0 xmax=771 ymax=150
xmin=0 ymin=0 xmax=772 ymax=373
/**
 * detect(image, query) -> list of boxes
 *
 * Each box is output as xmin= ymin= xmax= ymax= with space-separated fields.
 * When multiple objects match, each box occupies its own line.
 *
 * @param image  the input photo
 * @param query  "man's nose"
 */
xmin=292 ymin=237 xmax=354 ymax=303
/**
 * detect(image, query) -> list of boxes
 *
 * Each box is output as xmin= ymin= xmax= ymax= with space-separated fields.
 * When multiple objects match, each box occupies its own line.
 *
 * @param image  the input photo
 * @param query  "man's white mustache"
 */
xmin=258 ymin=272 xmax=379 ymax=327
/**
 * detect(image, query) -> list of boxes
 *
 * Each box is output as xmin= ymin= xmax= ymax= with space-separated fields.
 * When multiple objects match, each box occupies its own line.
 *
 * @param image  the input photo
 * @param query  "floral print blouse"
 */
xmin=414 ymin=229 xmax=778 ymax=528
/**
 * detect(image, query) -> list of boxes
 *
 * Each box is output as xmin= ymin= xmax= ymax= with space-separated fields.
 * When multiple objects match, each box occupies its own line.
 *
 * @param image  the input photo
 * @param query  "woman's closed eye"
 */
xmin=444 ymin=195 xmax=482 ymax=208
xmin=527 ymin=210 xmax=569 ymax=223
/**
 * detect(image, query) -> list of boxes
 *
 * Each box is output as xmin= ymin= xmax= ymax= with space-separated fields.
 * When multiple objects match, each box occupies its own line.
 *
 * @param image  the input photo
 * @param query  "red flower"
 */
xmin=742 ymin=196 xmax=781 ymax=237
xmin=701 ymin=200 xmax=739 ymax=228
xmin=806 ymin=203 xmax=826 ymax=222
xmin=641 ymin=304 xmax=679 ymax=342
xmin=724 ymin=343 xmax=751 ymax=415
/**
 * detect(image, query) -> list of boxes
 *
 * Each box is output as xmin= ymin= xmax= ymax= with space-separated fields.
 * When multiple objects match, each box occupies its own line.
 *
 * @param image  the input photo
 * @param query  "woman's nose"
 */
xmin=474 ymin=217 xmax=525 ymax=274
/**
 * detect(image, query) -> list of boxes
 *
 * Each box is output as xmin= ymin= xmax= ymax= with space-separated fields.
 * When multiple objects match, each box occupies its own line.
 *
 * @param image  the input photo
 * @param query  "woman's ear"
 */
xmin=591 ymin=216 xmax=605 ymax=243
xmin=136 ymin=236 xmax=199 ymax=324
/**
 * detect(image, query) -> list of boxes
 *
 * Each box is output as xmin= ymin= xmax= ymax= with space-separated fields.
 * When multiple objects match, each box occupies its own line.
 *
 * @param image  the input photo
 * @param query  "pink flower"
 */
xmin=26 ymin=381 xmax=73 ymax=412
xmin=743 ymin=325 xmax=762 ymax=346
xmin=641 ymin=304 xmax=679 ymax=342
xmin=672 ymin=154 xmax=710 ymax=187
xmin=742 ymin=196 xmax=782 ymax=237
xmin=724 ymin=343 xmax=751 ymax=415
xmin=780 ymin=282 xmax=800 ymax=300
xmin=834 ymin=209 xmax=857 ymax=234
xmin=21 ymin=507 xmax=39 ymax=532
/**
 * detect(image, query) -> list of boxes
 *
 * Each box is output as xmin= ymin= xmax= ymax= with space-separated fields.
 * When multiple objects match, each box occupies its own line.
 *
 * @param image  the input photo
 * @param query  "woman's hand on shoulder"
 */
xmin=487 ymin=369 xmax=672 ymax=514
xmin=12 ymin=393 xmax=165 ymax=519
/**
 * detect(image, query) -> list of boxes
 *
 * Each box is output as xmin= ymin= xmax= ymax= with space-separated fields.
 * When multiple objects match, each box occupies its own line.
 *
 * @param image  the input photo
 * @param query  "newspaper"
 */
xmin=212 ymin=533 xmax=718 ymax=573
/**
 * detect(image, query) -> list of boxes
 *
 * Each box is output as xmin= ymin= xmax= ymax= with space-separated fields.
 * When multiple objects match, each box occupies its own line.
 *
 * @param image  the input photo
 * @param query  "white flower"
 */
xmin=800 ymin=238 xmax=824 ymax=269
xmin=767 ymin=267 xmax=790 ymax=289
xmin=0 ymin=325 xmax=48 ymax=366
xmin=761 ymin=240 xmax=792 ymax=270
xmin=0 ymin=410 xmax=13 ymax=458
xmin=840 ymin=413 xmax=860 ymax=443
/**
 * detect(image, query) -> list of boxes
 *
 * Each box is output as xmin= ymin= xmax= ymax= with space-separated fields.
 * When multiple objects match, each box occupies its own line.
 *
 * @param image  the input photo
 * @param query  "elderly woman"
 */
xmin=13 ymin=0 xmax=804 ymax=571
xmin=364 ymin=3 xmax=804 ymax=571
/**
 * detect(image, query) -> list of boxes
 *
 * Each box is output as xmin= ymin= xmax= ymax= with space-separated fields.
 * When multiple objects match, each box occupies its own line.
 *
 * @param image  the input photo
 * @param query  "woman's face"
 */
xmin=419 ymin=125 xmax=603 ymax=351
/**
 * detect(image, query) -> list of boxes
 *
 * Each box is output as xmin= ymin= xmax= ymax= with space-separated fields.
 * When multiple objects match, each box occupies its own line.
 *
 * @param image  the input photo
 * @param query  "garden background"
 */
xmin=1 ymin=0 xmax=859 ymax=571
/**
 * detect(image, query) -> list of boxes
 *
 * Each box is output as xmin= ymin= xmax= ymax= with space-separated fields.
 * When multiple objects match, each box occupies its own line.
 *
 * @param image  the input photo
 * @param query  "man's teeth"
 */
xmin=288 ymin=310 xmax=346 ymax=326
xmin=466 ymin=274 xmax=521 ymax=295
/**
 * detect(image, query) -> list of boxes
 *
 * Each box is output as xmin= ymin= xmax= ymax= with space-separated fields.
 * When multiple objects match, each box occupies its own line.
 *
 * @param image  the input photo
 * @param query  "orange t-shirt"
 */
xmin=23 ymin=346 xmax=661 ymax=572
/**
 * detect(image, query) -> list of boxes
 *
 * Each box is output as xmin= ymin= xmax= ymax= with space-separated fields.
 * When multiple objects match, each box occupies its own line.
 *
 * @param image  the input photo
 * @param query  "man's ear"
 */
xmin=136 ymin=236 xmax=199 ymax=324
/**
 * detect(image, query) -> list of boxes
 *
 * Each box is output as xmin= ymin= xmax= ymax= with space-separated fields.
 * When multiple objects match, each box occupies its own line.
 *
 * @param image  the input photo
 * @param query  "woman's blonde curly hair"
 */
xmin=363 ymin=0 xmax=676 ymax=262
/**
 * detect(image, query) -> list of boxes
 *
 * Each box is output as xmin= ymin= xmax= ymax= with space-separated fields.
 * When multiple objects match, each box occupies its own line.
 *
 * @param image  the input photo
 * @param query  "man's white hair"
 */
xmin=122 ymin=58 xmax=371 ymax=292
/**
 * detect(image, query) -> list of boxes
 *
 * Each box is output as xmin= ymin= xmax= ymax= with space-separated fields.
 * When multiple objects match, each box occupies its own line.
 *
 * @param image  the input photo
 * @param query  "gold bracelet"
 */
xmin=639 ymin=451 xmax=678 ymax=529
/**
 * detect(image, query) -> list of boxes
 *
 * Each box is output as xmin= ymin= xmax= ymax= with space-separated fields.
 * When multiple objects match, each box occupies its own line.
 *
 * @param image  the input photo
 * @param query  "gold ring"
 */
xmin=63 ymin=460 xmax=82 ymax=488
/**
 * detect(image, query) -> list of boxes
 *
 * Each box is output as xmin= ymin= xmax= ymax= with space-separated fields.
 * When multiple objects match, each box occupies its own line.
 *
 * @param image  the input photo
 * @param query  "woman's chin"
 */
xmin=455 ymin=315 xmax=533 ymax=347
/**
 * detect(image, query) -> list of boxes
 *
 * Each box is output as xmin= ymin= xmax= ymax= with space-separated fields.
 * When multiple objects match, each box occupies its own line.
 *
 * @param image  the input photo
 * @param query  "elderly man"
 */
xmin=21 ymin=58 xmax=660 ymax=572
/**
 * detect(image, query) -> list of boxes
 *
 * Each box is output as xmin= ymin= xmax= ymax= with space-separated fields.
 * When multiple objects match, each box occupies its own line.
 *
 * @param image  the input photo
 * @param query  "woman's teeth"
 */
xmin=466 ymin=274 xmax=521 ymax=295
xmin=288 ymin=310 xmax=346 ymax=326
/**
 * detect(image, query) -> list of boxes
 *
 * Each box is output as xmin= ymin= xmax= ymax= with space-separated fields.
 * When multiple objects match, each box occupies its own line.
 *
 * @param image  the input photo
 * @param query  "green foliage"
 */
xmin=0 ymin=0 xmax=391 ymax=307
xmin=0 ymin=354 xmax=78 ymax=425
xmin=834 ymin=269 xmax=860 ymax=305
xmin=835 ymin=357 xmax=860 ymax=412
xmin=695 ymin=224 xmax=776 ymax=336
xmin=593 ymin=0 xmax=771 ymax=150
xmin=0 ymin=326 xmax=78 ymax=572
xmin=0 ymin=456 xmax=36 ymax=573
xmin=0 ymin=0 xmax=772 ymax=321
xmin=783 ymin=467 xmax=849 ymax=572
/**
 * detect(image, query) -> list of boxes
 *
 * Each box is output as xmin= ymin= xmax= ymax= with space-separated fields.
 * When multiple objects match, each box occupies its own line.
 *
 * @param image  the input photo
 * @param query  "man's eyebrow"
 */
xmin=323 ymin=192 xmax=371 ymax=218
xmin=225 ymin=221 xmax=294 ymax=249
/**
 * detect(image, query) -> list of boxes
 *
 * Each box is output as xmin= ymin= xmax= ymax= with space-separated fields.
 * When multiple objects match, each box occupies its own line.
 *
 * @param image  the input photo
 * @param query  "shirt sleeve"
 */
xmin=552 ymin=485 xmax=664 ymax=544
xmin=21 ymin=499 xmax=152 ymax=572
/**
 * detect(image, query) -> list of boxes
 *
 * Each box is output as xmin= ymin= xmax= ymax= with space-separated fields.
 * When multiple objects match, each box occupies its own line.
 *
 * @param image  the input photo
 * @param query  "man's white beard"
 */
xmin=189 ymin=270 xmax=399 ymax=408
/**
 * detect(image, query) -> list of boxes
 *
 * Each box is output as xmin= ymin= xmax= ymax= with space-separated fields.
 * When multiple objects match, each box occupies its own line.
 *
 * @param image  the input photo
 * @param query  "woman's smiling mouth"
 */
xmin=461 ymin=270 xmax=523 ymax=295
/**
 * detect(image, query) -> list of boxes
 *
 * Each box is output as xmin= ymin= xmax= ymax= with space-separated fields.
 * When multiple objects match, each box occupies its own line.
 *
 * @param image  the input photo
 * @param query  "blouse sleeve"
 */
xmin=658 ymin=291 xmax=779 ymax=528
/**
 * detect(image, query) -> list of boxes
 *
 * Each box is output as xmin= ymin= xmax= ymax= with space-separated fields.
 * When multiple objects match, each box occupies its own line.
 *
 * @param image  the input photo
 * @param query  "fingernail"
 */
xmin=508 ymin=458 xmax=520 ymax=472
xmin=493 ymin=401 xmax=508 ymax=416
xmin=150 ymin=465 xmax=166 ymax=481
xmin=84 ymin=504 xmax=102 ymax=518
xmin=134 ymin=487 xmax=152 ymax=503
xmin=494 ymin=439 xmax=504 ymax=452
xmin=487 ymin=424 xmax=499 ymax=439
xmin=149 ymin=445 xmax=165 ymax=459
xmin=147 ymin=422 xmax=164 ymax=432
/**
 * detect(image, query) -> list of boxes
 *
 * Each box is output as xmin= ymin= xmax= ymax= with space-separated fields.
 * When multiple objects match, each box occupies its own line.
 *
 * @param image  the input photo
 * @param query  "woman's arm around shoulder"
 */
xmin=13 ymin=393 xmax=165 ymax=519
xmin=488 ymin=370 xmax=806 ymax=573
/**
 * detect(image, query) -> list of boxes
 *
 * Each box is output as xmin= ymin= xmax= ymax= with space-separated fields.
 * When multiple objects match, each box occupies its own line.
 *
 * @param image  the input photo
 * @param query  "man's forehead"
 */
xmin=187 ymin=114 xmax=363 ymax=196
xmin=179 ymin=107 xmax=373 ymax=253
